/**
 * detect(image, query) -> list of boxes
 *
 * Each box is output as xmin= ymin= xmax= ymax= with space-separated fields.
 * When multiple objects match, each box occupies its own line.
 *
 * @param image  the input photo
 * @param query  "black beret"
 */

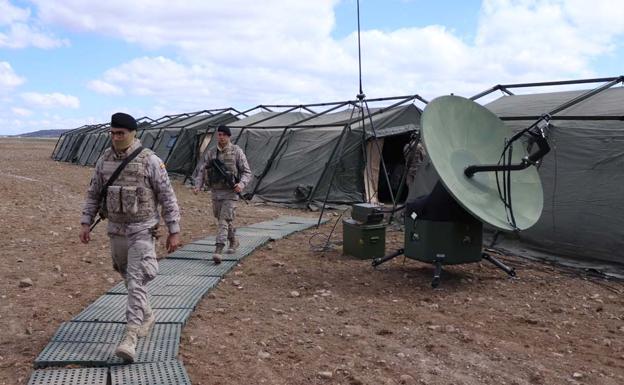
xmin=111 ymin=112 xmax=137 ymax=131
xmin=217 ymin=125 xmax=231 ymax=136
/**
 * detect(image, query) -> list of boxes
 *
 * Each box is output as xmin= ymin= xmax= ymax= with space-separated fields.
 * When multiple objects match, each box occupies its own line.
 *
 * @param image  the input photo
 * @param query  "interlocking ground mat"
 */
xmin=29 ymin=216 xmax=327 ymax=385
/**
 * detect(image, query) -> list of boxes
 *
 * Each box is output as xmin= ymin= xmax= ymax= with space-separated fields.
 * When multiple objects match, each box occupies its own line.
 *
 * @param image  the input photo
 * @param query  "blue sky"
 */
xmin=0 ymin=0 xmax=623 ymax=135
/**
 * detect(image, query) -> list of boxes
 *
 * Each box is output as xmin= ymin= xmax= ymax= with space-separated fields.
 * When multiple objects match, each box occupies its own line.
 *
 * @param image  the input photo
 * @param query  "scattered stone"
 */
xmin=399 ymin=374 xmax=415 ymax=384
xmin=232 ymin=280 xmax=241 ymax=286
xmin=215 ymin=308 xmax=226 ymax=313
xmin=19 ymin=278 xmax=33 ymax=288
xmin=267 ymin=244 xmax=273 ymax=250
xmin=53 ymin=265 xmax=61 ymax=273
xmin=396 ymin=352 xmax=406 ymax=358
xmin=427 ymin=325 xmax=441 ymax=331
xmin=17 ymin=258 xmax=24 ymax=263
xmin=572 ymin=372 xmax=584 ymax=379
xmin=271 ymin=261 xmax=284 ymax=267
xmin=258 ymin=350 xmax=271 ymax=359
xmin=444 ymin=325 xmax=456 ymax=333
xmin=318 ymin=371 xmax=333 ymax=379
xmin=106 ymin=277 xmax=115 ymax=284
xmin=290 ymin=290 xmax=300 ymax=298
xmin=25 ymin=327 xmax=33 ymax=335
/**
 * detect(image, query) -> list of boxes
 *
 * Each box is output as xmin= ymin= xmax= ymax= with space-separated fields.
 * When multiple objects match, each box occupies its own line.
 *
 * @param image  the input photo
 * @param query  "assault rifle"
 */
xmin=212 ymin=158 xmax=248 ymax=204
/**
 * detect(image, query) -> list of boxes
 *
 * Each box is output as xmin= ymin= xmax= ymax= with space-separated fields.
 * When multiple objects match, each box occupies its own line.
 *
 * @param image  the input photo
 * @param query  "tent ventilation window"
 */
xmin=166 ymin=135 xmax=178 ymax=149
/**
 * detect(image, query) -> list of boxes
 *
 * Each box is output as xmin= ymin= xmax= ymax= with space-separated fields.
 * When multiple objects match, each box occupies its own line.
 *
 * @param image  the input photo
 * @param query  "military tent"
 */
xmin=473 ymin=77 xmax=624 ymax=271
xmin=193 ymin=95 xmax=427 ymax=206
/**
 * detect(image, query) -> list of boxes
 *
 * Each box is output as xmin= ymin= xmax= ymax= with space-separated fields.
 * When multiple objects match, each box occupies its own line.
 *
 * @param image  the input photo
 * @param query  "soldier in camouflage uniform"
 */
xmin=403 ymin=131 xmax=427 ymax=196
xmin=193 ymin=125 xmax=251 ymax=264
xmin=79 ymin=112 xmax=181 ymax=363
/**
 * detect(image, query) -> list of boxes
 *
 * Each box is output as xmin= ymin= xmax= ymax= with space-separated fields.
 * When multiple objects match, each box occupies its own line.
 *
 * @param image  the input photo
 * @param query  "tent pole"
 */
xmin=315 ymin=126 xmax=350 ymax=227
xmin=250 ymin=102 xmax=353 ymax=197
xmin=361 ymin=98 xmax=396 ymax=208
xmin=164 ymin=127 xmax=186 ymax=165
xmin=307 ymin=122 xmax=352 ymax=212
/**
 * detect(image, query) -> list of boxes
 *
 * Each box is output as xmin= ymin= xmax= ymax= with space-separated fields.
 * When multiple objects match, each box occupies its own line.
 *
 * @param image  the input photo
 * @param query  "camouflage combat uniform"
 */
xmin=403 ymin=139 xmax=427 ymax=191
xmin=193 ymin=141 xmax=251 ymax=247
xmin=81 ymin=138 xmax=180 ymax=328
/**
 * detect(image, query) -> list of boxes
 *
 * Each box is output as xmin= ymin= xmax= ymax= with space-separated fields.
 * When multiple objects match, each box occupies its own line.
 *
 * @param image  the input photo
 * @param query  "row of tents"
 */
xmin=52 ymin=77 xmax=624 ymax=272
xmin=52 ymin=95 xmax=427 ymax=205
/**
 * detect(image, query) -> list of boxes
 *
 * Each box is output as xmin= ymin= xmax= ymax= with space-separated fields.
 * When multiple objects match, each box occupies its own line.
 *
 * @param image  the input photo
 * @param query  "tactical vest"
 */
xmin=207 ymin=144 xmax=238 ymax=190
xmin=101 ymin=148 xmax=157 ymax=223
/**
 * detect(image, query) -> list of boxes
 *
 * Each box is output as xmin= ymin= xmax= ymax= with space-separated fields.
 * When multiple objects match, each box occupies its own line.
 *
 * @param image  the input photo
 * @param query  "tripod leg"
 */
xmin=482 ymin=253 xmax=516 ymax=277
xmin=431 ymin=254 xmax=445 ymax=288
xmin=372 ymin=249 xmax=404 ymax=268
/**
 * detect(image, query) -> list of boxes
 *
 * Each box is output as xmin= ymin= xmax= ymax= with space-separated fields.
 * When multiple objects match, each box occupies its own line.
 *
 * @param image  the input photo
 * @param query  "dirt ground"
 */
xmin=0 ymin=138 xmax=623 ymax=385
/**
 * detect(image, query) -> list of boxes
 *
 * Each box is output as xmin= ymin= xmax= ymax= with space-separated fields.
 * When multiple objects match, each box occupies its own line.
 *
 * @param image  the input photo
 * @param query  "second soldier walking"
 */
xmin=193 ymin=125 xmax=252 ymax=264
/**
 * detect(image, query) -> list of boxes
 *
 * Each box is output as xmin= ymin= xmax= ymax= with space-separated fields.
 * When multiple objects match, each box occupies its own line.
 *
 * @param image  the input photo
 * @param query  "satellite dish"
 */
xmin=372 ymin=94 xmax=551 ymax=287
xmin=420 ymin=95 xmax=544 ymax=231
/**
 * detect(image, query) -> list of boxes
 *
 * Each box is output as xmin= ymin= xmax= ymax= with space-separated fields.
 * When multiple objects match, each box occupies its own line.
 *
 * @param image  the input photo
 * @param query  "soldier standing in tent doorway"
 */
xmin=403 ymin=131 xmax=427 ymax=197
xmin=193 ymin=125 xmax=252 ymax=264
xmin=79 ymin=112 xmax=181 ymax=363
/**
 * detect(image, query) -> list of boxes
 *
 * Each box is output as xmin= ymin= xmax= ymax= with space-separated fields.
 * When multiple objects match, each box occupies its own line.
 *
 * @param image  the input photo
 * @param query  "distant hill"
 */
xmin=13 ymin=129 xmax=69 ymax=138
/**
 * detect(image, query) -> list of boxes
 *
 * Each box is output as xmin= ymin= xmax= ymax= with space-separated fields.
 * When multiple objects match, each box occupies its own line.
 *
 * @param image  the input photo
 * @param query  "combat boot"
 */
xmin=213 ymin=243 xmax=225 ymax=264
xmin=226 ymin=237 xmax=240 ymax=254
xmin=137 ymin=305 xmax=155 ymax=338
xmin=115 ymin=324 xmax=139 ymax=363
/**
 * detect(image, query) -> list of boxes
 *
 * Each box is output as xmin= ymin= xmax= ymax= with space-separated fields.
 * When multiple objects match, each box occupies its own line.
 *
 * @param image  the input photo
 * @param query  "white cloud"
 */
xmin=2 ymin=0 xmax=624 ymax=137
xmin=0 ymin=0 xmax=68 ymax=49
xmin=21 ymin=92 xmax=80 ymax=109
xmin=11 ymin=106 xmax=31 ymax=116
xmin=87 ymin=79 xmax=123 ymax=96
xmin=0 ymin=23 xmax=68 ymax=49
xmin=36 ymin=0 xmax=624 ymax=110
xmin=0 ymin=0 xmax=29 ymax=24
xmin=0 ymin=61 xmax=25 ymax=90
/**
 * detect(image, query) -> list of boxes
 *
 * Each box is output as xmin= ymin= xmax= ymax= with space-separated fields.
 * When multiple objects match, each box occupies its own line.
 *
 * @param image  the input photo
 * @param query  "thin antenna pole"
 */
xmin=356 ymin=0 xmax=364 ymax=99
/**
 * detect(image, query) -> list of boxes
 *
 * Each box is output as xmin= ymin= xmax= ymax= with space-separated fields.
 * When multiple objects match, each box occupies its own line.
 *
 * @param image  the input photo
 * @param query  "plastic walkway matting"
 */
xmin=110 ymin=360 xmax=191 ymax=385
xmin=28 ymin=367 xmax=108 ymax=385
xmin=35 ymin=323 xmax=181 ymax=368
xmin=107 ymin=275 xmax=220 ymax=295
xmin=168 ymin=234 xmax=270 ymax=261
xmin=29 ymin=216 xmax=324 ymax=383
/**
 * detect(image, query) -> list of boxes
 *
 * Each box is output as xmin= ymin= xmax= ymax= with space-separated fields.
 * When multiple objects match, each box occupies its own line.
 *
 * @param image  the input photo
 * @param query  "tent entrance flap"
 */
xmin=364 ymin=134 xmax=412 ymax=204
xmin=364 ymin=138 xmax=382 ymax=203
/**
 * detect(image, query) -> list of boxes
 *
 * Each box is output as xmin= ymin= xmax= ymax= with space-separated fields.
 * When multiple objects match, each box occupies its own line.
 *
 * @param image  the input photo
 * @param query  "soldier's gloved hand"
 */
xmin=192 ymin=187 xmax=200 ymax=195
xmin=166 ymin=233 xmax=181 ymax=253
xmin=79 ymin=224 xmax=91 ymax=244
xmin=233 ymin=183 xmax=242 ymax=193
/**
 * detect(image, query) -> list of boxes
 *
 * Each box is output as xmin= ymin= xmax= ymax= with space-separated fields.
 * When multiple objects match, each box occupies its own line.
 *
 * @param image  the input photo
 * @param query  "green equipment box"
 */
xmin=404 ymin=216 xmax=482 ymax=265
xmin=342 ymin=218 xmax=386 ymax=259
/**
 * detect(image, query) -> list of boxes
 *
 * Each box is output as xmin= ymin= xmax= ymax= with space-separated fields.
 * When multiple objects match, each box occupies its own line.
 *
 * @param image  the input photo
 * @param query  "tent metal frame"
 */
xmin=201 ymin=94 xmax=428 ymax=204
xmin=472 ymin=76 xmax=624 ymax=121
